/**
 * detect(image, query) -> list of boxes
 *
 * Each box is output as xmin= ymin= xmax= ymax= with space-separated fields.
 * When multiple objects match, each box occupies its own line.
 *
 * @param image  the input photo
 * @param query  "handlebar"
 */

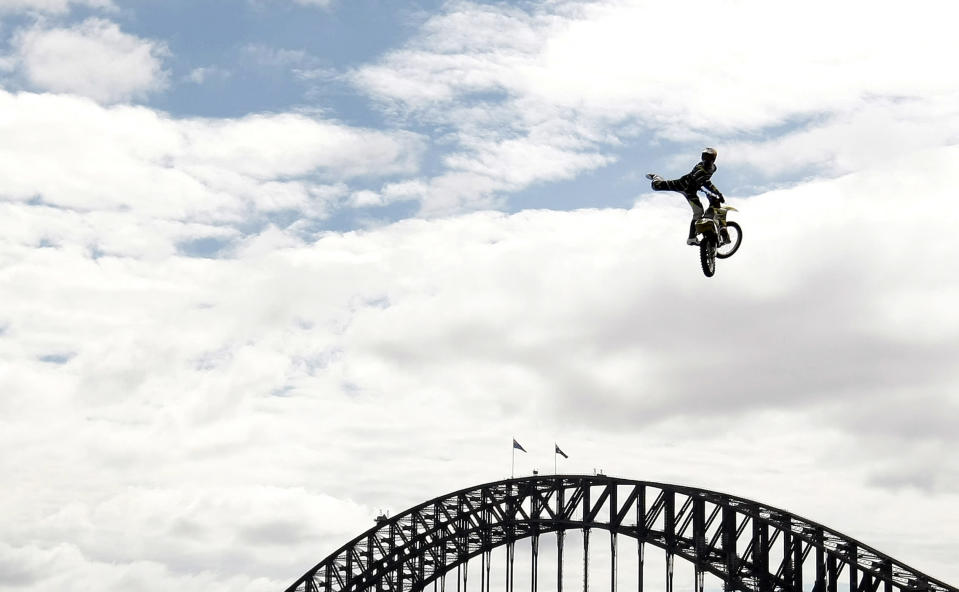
xmin=700 ymin=189 xmax=723 ymax=202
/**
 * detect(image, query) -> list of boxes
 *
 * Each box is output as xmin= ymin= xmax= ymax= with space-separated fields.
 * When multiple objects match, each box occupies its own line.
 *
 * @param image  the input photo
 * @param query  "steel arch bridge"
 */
xmin=286 ymin=475 xmax=956 ymax=592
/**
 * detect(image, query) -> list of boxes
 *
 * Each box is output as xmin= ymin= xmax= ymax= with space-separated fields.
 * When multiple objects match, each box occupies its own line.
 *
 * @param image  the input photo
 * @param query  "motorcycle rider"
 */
xmin=646 ymin=148 xmax=724 ymax=245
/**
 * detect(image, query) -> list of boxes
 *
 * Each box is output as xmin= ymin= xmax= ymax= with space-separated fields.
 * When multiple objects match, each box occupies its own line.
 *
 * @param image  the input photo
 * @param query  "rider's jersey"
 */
xmin=680 ymin=161 xmax=719 ymax=196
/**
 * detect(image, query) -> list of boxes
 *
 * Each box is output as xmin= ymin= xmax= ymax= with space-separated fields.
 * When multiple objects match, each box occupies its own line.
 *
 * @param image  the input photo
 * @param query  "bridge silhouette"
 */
xmin=286 ymin=475 xmax=956 ymax=592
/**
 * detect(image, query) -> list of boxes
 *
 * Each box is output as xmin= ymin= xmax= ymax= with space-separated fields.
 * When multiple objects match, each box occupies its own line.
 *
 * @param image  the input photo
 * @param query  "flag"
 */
xmin=555 ymin=444 xmax=568 ymax=459
xmin=513 ymin=438 xmax=527 ymax=453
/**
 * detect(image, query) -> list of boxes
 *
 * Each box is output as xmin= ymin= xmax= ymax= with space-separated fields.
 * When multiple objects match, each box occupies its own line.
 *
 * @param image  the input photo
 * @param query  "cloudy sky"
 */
xmin=1 ymin=0 xmax=958 ymax=590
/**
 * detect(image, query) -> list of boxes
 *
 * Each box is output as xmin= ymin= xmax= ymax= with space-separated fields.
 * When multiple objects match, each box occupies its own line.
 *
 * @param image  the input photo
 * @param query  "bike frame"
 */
xmin=695 ymin=191 xmax=736 ymax=245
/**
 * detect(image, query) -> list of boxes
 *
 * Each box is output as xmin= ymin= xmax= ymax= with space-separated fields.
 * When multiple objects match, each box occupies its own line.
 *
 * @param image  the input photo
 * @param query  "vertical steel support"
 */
xmin=637 ymin=540 xmax=645 ymax=592
xmin=482 ymin=503 xmax=491 ymax=592
xmin=754 ymin=511 xmax=769 ymax=592
xmin=583 ymin=527 xmax=591 ymax=592
xmin=480 ymin=546 xmax=486 ymax=592
xmin=849 ymin=544 xmax=859 ymax=592
xmin=557 ymin=482 xmax=566 ymax=592
xmin=346 ymin=548 xmax=353 ymax=591
xmin=415 ymin=521 xmax=424 ymax=589
xmin=463 ymin=559 xmax=469 ymax=592
xmin=583 ymin=482 xmax=591 ymax=592
xmin=484 ymin=551 xmax=492 ymax=592
xmin=722 ymin=506 xmax=737 ymax=592
xmin=531 ymin=482 xmax=540 ymax=592
xmin=532 ymin=535 xmax=540 ymax=592
xmin=505 ymin=536 xmax=511 ymax=592
xmin=783 ymin=522 xmax=794 ymax=592
xmin=610 ymin=532 xmax=618 ymax=592
xmin=792 ymin=528 xmax=804 ymax=592
xmin=610 ymin=486 xmax=618 ymax=592
xmin=665 ymin=553 xmax=674 ymax=592
xmin=693 ymin=497 xmax=705 ymax=592
xmin=457 ymin=496 xmax=465 ymax=592
xmin=395 ymin=526 xmax=404 ymax=592
xmin=637 ymin=486 xmax=646 ymax=592
xmin=814 ymin=530 xmax=826 ymax=592
xmin=880 ymin=560 xmax=893 ymax=592
xmin=827 ymin=554 xmax=838 ymax=592
xmin=558 ymin=530 xmax=566 ymax=592
xmin=368 ymin=537 xmax=375 ymax=592
xmin=507 ymin=482 xmax=516 ymax=592
xmin=665 ymin=490 xmax=675 ymax=592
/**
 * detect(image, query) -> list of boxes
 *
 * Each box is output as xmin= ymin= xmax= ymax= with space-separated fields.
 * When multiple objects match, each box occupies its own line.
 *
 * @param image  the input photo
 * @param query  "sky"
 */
xmin=1 ymin=0 xmax=958 ymax=591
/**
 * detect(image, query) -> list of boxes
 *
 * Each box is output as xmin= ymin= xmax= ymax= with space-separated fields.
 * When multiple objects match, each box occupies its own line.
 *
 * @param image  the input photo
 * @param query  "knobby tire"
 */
xmin=716 ymin=221 xmax=742 ymax=259
xmin=700 ymin=236 xmax=716 ymax=277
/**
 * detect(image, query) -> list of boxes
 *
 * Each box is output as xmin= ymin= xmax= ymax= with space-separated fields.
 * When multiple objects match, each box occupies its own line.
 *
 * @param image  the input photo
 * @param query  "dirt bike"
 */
xmin=694 ymin=192 xmax=742 ymax=277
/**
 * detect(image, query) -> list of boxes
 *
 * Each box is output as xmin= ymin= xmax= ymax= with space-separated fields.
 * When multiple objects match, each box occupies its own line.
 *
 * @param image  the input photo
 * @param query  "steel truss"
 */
xmin=285 ymin=475 xmax=956 ymax=592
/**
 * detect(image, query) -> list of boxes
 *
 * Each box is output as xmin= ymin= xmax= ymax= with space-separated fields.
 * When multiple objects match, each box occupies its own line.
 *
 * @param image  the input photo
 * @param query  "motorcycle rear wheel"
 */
xmin=700 ymin=235 xmax=717 ymax=277
xmin=716 ymin=221 xmax=742 ymax=259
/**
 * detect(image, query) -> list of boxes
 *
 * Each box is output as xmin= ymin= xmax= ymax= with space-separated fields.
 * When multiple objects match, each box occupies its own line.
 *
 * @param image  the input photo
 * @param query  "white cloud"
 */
xmin=12 ymin=18 xmax=168 ymax=103
xmin=402 ymin=138 xmax=613 ymax=215
xmin=291 ymin=0 xmax=334 ymax=7
xmin=0 ymin=90 xmax=425 ymax=246
xmin=724 ymin=97 xmax=959 ymax=177
xmin=0 ymin=0 xmax=113 ymax=14
xmin=178 ymin=112 xmax=422 ymax=181
xmin=349 ymin=189 xmax=382 ymax=207
xmin=352 ymin=0 xmax=959 ymax=211
xmin=239 ymin=43 xmax=339 ymax=83
xmin=185 ymin=66 xmax=230 ymax=85
xmin=2 ymin=143 xmax=958 ymax=589
xmin=358 ymin=0 xmax=959 ymax=133
xmin=2 ymin=2 xmax=958 ymax=589
xmin=241 ymin=43 xmax=313 ymax=69
xmin=247 ymin=0 xmax=335 ymax=13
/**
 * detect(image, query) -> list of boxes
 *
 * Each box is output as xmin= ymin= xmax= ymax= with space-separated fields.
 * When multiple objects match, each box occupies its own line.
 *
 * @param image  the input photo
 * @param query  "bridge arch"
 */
xmin=286 ymin=475 xmax=955 ymax=592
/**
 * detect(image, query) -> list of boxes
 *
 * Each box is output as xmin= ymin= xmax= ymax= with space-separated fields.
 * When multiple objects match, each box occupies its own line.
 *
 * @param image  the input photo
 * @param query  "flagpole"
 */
xmin=554 ymin=444 xmax=567 ymax=474
xmin=511 ymin=439 xmax=527 ymax=479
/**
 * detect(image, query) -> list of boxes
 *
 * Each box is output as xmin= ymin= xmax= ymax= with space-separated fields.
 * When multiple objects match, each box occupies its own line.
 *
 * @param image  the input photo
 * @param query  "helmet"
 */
xmin=702 ymin=147 xmax=717 ymax=162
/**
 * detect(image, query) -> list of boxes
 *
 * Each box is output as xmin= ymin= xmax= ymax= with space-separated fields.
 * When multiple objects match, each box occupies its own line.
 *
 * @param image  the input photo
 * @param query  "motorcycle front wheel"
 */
xmin=716 ymin=221 xmax=742 ymax=259
xmin=700 ymin=235 xmax=717 ymax=277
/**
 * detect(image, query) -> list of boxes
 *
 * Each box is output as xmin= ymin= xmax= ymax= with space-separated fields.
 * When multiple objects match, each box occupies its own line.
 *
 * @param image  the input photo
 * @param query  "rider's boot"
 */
xmin=645 ymin=173 xmax=664 ymax=182
xmin=687 ymin=236 xmax=700 ymax=246
xmin=687 ymin=221 xmax=699 ymax=245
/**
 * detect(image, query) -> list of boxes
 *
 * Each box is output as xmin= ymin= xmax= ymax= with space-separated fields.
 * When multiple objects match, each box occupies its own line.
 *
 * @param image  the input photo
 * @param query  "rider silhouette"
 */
xmin=647 ymin=148 xmax=724 ymax=245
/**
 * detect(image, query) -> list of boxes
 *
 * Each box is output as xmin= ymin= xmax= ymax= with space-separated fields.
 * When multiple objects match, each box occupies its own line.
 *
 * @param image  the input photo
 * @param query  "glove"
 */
xmin=717 ymin=192 xmax=725 ymax=203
